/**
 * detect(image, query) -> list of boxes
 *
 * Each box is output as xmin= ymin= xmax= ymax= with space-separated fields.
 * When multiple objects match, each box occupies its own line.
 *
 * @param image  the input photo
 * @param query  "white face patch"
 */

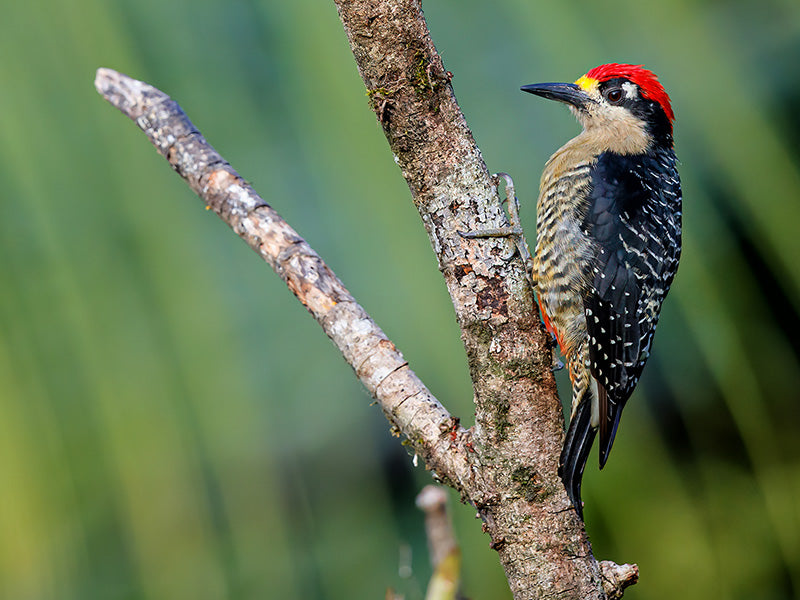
xmin=622 ymin=81 xmax=639 ymax=99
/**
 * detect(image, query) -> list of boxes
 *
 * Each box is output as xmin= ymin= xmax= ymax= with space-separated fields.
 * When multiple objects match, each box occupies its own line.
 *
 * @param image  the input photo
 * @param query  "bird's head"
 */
xmin=522 ymin=63 xmax=675 ymax=151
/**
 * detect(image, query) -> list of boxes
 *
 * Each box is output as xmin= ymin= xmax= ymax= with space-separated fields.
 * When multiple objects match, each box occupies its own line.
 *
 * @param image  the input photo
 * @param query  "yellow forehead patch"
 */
xmin=574 ymin=75 xmax=599 ymax=92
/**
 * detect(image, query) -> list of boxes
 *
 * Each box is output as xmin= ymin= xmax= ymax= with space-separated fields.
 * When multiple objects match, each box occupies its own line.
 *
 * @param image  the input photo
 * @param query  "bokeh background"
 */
xmin=1 ymin=0 xmax=799 ymax=598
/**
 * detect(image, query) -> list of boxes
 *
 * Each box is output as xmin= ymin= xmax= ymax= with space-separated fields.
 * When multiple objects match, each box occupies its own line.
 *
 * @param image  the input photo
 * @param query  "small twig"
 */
xmin=599 ymin=561 xmax=639 ymax=599
xmin=416 ymin=486 xmax=458 ymax=569
xmin=416 ymin=486 xmax=461 ymax=600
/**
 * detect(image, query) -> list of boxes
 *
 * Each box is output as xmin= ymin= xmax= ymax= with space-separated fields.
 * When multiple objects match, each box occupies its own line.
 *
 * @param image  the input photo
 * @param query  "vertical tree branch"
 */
xmin=332 ymin=1 xmax=607 ymax=597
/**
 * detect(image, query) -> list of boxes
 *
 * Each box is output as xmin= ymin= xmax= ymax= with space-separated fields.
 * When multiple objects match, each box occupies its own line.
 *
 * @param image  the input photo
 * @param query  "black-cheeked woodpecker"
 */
xmin=521 ymin=64 xmax=682 ymax=519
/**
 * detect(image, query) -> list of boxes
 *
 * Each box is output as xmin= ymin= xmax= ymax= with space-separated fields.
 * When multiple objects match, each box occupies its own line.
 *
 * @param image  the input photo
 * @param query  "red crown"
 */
xmin=585 ymin=63 xmax=674 ymax=122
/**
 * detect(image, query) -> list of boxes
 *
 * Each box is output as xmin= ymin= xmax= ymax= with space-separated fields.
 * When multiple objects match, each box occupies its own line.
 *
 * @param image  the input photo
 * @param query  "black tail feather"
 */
xmin=559 ymin=399 xmax=597 ymax=520
xmin=598 ymin=405 xmax=625 ymax=469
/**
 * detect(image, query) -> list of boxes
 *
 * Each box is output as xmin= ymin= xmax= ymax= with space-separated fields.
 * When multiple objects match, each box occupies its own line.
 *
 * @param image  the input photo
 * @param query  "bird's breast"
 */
xmin=534 ymin=154 xmax=597 ymax=360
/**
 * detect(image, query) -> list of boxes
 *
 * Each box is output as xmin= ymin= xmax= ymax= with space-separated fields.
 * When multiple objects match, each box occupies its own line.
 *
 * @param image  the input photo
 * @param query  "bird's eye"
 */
xmin=606 ymin=88 xmax=623 ymax=103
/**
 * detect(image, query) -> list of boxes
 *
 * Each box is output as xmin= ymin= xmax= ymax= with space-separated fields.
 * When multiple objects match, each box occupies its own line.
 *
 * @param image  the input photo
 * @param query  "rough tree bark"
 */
xmin=94 ymin=1 xmax=639 ymax=597
xmin=332 ymin=1 xmax=610 ymax=597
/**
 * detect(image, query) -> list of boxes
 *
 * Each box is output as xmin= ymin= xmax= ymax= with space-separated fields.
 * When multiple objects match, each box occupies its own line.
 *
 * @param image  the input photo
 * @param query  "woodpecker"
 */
xmin=521 ymin=64 xmax=681 ymax=519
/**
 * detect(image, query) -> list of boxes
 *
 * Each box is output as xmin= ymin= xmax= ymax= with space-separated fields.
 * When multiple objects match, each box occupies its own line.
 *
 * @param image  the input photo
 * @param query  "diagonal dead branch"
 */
xmin=94 ymin=67 xmax=475 ymax=492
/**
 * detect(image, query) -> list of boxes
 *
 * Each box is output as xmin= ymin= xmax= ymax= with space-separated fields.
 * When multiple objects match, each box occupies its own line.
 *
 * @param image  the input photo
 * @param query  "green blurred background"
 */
xmin=1 ymin=0 xmax=799 ymax=598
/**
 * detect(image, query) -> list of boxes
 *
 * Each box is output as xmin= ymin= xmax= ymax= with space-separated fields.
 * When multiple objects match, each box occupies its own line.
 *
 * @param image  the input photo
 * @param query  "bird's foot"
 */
xmin=545 ymin=333 xmax=564 ymax=371
xmin=458 ymin=173 xmax=534 ymax=287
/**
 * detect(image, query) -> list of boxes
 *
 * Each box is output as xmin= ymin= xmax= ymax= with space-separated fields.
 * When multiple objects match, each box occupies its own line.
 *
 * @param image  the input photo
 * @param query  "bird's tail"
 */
xmin=558 ymin=397 xmax=597 ymax=520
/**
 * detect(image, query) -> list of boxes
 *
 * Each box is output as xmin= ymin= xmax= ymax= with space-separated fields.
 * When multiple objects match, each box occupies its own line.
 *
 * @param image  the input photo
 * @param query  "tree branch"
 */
xmin=95 ymin=1 xmax=639 ymax=592
xmin=332 ymin=1 xmax=616 ymax=598
xmin=417 ymin=485 xmax=461 ymax=600
xmin=93 ymin=68 xmax=475 ymax=492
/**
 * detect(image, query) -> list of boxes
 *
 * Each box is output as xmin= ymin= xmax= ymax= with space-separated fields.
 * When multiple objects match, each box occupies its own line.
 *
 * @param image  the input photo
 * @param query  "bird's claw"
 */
xmin=459 ymin=173 xmax=534 ymax=287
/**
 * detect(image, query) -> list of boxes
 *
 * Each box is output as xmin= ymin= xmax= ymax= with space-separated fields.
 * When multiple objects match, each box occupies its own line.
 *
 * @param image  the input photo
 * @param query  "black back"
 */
xmin=583 ymin=147 xmax=682 ymax=466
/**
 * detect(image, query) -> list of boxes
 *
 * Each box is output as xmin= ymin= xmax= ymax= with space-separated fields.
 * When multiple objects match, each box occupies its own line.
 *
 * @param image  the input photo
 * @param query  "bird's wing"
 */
xmin=583 ymin=149 xmax=682 ymax=467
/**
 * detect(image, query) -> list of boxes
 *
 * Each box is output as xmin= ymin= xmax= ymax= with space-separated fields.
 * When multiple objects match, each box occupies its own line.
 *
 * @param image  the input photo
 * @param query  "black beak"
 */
xmin=520 ymin=82 xmax=593 ymax=109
